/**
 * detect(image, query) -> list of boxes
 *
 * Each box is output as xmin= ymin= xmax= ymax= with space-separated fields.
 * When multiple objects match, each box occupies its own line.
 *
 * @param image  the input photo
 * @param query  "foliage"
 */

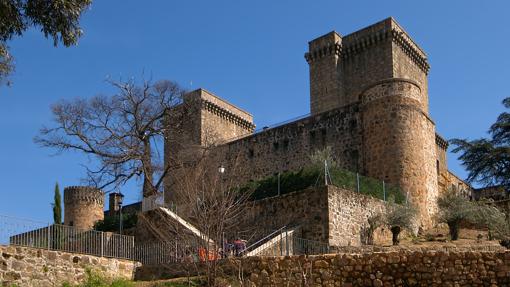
xmin=52 ymin=182 xmax=62 ymax=224
xmin=385 ymin=202 xmax=417 ymax=245
xmin=0 ymin=0 xmax=91 ymax=84
xmin=238 ymin=165 xmax=405 ymax=203
xmin=385 ymin=202 xmax=416 ymax=231
xmin=436 ymin=188 xmax=477 ymax=240
xmin=471 ymin=199 xmax=509 ymax=241
xmin=309 ymin=146 xmax=337 ymax=169
xmin=35 ymin=79 xmax=186 ymax=196
xmin=451 ymin=97 xmax=510 ymax=191
xmin=93 ymin=213 xmax=137 ymax=232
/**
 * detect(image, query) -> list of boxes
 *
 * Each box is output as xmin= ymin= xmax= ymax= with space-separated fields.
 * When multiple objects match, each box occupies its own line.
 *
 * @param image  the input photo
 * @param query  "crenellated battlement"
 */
xmin=202 ymin=98 xmax=256 ymax=132
xmin=64 ymin=186 xmax=104 ymax=205
xmin=304 ymin=42 xmax=342 ymax=64
xmin=435 ymin=134 xmax=449 ymax=151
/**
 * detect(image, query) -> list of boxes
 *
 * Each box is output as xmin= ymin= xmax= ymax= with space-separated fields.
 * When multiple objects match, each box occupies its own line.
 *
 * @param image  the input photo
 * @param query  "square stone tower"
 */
xmin=306 ymin=17 xmax=430 ymax=114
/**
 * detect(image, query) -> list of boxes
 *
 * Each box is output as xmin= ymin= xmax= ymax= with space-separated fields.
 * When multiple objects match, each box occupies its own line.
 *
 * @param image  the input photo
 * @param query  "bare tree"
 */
xmin=34 ymin=78 xmax=186 ymax=197
xmin=139 ymin=149 xmax=253 ymax=286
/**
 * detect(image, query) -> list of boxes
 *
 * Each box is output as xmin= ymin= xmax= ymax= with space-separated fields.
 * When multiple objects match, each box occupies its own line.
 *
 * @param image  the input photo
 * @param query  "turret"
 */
xmin=64 ymin=186 xmax=104 ymax=230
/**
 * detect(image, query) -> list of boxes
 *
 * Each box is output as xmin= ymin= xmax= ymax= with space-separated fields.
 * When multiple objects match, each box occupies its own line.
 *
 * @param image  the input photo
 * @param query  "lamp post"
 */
xmin=117 ymin=192 xmax=124 ymax=235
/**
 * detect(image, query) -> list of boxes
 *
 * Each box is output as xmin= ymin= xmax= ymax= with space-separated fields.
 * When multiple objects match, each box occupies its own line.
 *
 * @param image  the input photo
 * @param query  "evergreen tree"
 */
xmin=451 ymin=97 xmax=510 ymax=191
xmin=0 ymin=0 xmax=91 ymax=85
xmin=52 ymin=183 xmax=62 ymax=224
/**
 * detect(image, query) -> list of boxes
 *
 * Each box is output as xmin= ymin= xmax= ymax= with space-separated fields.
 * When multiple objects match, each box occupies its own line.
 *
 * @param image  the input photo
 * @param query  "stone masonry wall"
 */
xmin=0 ymin=245 xmax=136 ymax=287
xmin=327 ymin=186 xmax=390 ymax=247
xmin=361 ymin=79 xmax=438 ymax=229
xmin=236 ymin=250 xmax=510 ymax=286
xmin=235 ymin=186 xmax=389 ymax=247
xmin=210 ymin=104 xmax=362 ymax=190
xmin=236 ymin=187 xmax=330 ymax=244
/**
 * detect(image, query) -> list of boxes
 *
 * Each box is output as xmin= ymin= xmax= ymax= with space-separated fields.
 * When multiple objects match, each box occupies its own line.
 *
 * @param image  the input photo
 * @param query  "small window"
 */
xmin=436 ymin=160 xmax=440 ymax=175
xmin=248 ymin=149 xmax=254 ymax=158
xmin=283 ymin=139 xmax=289 ymax=149
xmin=310 ymin=131 xmax=316 ymax=144
xmin=273 ymin=142 xmax=279 ymax=150
xmin=69 ymin=221 xmax=74 ymax=226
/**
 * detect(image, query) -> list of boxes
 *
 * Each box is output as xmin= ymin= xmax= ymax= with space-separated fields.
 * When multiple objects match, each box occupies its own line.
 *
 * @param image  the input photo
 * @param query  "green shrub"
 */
xmin=238 ymin=165 xmax=405 ymax=203
xmin=94 ymin=213 xmax=137 ymax=232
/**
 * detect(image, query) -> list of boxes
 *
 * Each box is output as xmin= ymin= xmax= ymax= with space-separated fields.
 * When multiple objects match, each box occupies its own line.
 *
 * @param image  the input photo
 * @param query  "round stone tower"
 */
xmin=64 ymin=186 xmax=104 ymax=230
xmin=361 ymin=78 xmax=438 ymax=229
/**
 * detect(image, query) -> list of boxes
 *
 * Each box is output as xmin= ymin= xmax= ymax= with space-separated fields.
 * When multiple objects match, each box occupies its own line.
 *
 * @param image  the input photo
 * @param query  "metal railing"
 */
xmin=142 ymin=193 xmax=165 ymax=212
xmin=133 ymin=240 xmax=205 ymax=265
xmin=251 ymin=233 xmax=330 ymax=257
xmin=1 ymin=215 xmax=134 ymax=260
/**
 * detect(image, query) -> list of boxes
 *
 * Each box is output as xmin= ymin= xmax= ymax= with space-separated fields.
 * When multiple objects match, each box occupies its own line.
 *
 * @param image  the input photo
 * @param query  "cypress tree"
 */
xmin=52 ymin=183 xmax=62 ymax=224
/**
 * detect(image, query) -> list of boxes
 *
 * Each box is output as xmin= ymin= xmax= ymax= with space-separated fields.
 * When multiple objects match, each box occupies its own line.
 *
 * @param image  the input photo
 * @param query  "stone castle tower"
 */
xmin=165 ymin=17 xmax=464 ymax=229
xmin=64 ymin=186 xmax=104 ymax=230
xmin=305 ymin=18 xmax=437 ymax=226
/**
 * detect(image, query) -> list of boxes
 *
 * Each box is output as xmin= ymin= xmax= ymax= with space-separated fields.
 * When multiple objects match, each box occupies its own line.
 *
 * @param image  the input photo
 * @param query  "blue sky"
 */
xmin=0 ymin=0 xmax=508 ymax=222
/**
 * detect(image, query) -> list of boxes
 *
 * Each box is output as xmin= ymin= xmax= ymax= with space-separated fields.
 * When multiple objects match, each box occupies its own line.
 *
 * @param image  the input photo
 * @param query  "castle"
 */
xmin=164 ymin=17 xmax=469 ymax=231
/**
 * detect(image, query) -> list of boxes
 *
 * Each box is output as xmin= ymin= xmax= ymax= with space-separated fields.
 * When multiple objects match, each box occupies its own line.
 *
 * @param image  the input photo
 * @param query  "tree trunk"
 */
xmin=448 ymin=221 xmax=459 ymax=240
xmin=142 ymin=138 xmax=156 ymax=198
xmin=391 ymin=226 xmax=401 ymax=245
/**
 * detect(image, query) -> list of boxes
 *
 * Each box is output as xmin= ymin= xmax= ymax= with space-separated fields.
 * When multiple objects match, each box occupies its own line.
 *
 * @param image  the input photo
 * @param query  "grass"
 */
xmin=239 ymin=165 xmax=405 ymax=203
xmin=62 ymin=269 xmax=135 ymax=287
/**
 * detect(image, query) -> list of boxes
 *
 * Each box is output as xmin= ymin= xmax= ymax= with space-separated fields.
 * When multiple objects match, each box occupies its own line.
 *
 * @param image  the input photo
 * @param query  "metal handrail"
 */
xmin=241 ymin=225 xmax=288 ymax=254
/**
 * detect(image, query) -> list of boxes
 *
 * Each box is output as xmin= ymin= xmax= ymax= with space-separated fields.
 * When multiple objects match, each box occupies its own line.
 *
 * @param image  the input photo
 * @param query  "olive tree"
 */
xmin=385 ymin=202 xmax=417 ymax=245
xmin=436 ymin=188 xmax=476 ymax=240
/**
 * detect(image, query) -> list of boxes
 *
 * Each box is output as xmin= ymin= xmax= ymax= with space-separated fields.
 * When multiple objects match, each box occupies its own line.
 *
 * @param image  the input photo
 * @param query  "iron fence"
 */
xmin=1 ymin=215 xmax=134 ymax=260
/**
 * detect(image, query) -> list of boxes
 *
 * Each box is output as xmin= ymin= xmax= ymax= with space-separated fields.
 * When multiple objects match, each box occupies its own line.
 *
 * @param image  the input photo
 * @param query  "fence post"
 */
xmin=356 ymin=173 xmax=360 ymax=193
xmin=280 ymin=232 xmax=283 ymax=256
xmin=100 ymin=232 xmax=104 ymax=257
xmin=47 ymin=223 xmax=51 ymax=251
xmin=285 ymin=230 xmax=289 ymax=256
xmin=383 ymin=180 xmax=386 ymax=201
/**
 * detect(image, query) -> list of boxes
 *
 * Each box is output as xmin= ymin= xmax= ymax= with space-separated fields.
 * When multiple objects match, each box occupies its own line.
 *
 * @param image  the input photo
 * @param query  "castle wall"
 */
xmin=64 ymin=186 xmax=104 ymax=230
xmin=207 ymin=104 xmax=362 ymax=187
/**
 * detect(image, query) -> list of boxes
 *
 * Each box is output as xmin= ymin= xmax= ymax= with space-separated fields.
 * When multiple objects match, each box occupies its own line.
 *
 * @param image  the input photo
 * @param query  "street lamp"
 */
xmin=117 ymin=192 xmax=125 ymax=235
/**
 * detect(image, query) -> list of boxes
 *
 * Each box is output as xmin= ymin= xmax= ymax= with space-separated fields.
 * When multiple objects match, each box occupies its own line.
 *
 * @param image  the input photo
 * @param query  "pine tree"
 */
xmin=52 ymin=183 xmax=62 ymax=224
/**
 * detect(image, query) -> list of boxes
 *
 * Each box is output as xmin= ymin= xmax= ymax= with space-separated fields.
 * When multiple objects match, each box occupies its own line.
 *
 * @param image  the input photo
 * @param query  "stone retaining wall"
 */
xmin=0 ymin=245 xmax=137 ymax=287
xmin=234 ymin=250 xmax=510 ymax=286
xmin=235 ymin=186 xmax=390 ymax=246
